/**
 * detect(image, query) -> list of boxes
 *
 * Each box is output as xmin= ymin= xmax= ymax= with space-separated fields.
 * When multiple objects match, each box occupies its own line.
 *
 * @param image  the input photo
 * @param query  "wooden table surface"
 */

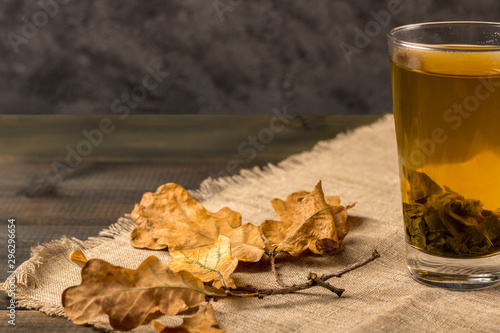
xmin=0 ymin=115 xmax=381 ymax=332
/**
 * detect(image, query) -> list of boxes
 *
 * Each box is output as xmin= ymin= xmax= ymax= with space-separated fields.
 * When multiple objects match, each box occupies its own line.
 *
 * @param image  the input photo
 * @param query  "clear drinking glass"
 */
xmin=388 ymin=22 xmax=500 ymax=289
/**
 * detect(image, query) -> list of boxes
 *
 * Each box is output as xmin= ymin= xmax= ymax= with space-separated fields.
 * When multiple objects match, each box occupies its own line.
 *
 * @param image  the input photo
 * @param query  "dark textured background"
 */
xmin=1 ymin=0 xmax=500 ymax=115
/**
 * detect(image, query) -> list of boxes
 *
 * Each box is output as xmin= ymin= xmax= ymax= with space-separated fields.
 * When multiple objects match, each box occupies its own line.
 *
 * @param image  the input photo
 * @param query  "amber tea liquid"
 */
xmin=391 ymin=45 xmax=500 ymax=288
xmin=392 ymin=49 xmax=500 ymax=211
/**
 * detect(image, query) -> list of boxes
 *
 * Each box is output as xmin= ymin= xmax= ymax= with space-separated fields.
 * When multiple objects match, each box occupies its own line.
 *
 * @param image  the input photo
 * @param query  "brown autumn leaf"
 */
xmin=131 ymin=183 xmax=265 ymax=262
xmin=325 ymin=196 xmax=354 ymax=245
xmin=260 ymin=181 xmax=352 ymax=256
xmin=62 ymin=256 xmax=206 ymax=331
xmin=152 ymin=304 xmax=225 ymax=333
xmin=169 ymin=235 xmax=238 ymax=289
xmin=131 ymin=183 xmax=241 ymax=250
xmin=226 ymin=223 xmax=266 ymax=262
xmin=261 ymin=190 xmax=350 ymax=249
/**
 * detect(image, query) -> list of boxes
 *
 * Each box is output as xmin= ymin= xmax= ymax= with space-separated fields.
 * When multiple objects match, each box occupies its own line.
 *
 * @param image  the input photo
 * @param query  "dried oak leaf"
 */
xmin=260 ymin=181 xmax=352 ymax=256
xmin=152 ymin=304 xmax=225 ymax=333
xmin=62 ymin=256 xmax=206 ymax=331
xmin=131 ymin=183 xmax=240 ymax=250
xmin=131 ymin=183 xmax=265 ymax=262
xmin=326 ymin=196 xmax=354 ymax=246
xmin=226 ymin=223 xmax=266 ymax=262
xmin=69 ymin=249 xmax=88 ymax=268
xmin=169 ymin=235 xmax=238 ymax=289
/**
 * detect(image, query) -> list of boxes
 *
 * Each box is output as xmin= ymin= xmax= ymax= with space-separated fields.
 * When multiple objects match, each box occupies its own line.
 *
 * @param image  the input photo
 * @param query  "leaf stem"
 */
xmin=269 ymin=247 xmax=289 ymax=287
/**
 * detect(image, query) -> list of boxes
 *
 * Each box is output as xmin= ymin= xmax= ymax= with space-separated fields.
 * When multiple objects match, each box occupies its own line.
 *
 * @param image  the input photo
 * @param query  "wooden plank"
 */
xmin=0 ymin=115 xmax=381 ymax=161
xmin=0 ymin=290 xmax=12 ymax=313
xmin=0 ymin=161 xmax=271 ymax=225
xmin=0 ymin=115 xmax=381 ymax=227
xmin=0 ymin=310 xmax=99 ymax=332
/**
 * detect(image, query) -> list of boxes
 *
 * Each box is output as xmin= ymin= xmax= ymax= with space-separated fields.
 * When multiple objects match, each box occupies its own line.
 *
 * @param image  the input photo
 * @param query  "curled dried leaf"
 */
xmin=131 ymin=183 xmax=241 ymax=251
xmin=169 ymin=235 xmax=238 ymax=289
xmin=152 ymin=304 xmax=225 ymax=333
xmin=261 ymin=181 xmax=351 ymax=256
xmin=326 ymin=197 xmax=354 ymax=243
xmin=69 ymin=249 xmax=88 ymax=268
xmin=131 ymin=183 xmax=265 ymax=262
xmin=226 ymin=223 xmax=266 ymax=262
xmin=62 ymin=256 xmax=206 ymax=331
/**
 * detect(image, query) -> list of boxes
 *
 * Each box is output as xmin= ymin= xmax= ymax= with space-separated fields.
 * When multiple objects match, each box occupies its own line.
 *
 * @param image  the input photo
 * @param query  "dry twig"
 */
xmin=208 ymin=250 xmax=380 ymax=300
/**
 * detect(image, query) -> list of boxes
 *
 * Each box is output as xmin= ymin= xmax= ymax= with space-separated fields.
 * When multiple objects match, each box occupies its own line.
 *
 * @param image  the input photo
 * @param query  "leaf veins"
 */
xmin=62 ymin=256 xmax=206 ymax=331
xmin=152 ymin=304 xmax=225 ymax=333
xmin=131 ymin=183 xmax=265 ymax=262
xmin=169 ymin=235 xmax=239 ymax=289
xmin=261 ymin=181 xmax=353 ymax=256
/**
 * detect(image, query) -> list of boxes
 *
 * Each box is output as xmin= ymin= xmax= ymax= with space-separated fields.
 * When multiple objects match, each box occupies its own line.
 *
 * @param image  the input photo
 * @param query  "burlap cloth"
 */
xmin=2 ymin=115 xmax=499 ymax=332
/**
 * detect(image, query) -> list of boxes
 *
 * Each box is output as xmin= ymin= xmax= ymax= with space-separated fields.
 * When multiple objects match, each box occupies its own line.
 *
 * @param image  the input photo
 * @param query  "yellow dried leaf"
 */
xmin=131 ymin=183 xmax=265 ymax=262
xmin=330 ymin=201 xmax=353 ymax=242
xmin=271 ymin=190 xmax=309 ymax=224
xmin=261 ymin=192 xmax=347 ymax=247
xmin=169 ymin=235 xmax=238 ymax=289
xmin=69 ymin=249 xmax=88 ymax=268
xmin=324 ymin=196 xmax=341 ymax=206
xmin=226 ymin=223 xmax=266 ymax=262
xmin=152 ymin=304 xmax=225 ymax=333
xmin=62 ymin=256 xmax=206 ymax=331
xmin=131 ymin=183 xmax=241 ymax=251
xmin=261 ymin=181 xmax=351 ymax=256
xmin=260 ymin=219 xmax=291 ymax=253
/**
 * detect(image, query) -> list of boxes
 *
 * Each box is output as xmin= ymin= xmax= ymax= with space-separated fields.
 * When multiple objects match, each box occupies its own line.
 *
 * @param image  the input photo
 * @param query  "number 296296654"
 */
xmin=7 ymin=219 xmax=16 ymax=272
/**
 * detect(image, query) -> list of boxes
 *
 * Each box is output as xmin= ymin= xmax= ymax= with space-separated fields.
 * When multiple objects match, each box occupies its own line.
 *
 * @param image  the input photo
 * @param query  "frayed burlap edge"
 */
xmin=0 ymin=216 xmax=136 ymax=317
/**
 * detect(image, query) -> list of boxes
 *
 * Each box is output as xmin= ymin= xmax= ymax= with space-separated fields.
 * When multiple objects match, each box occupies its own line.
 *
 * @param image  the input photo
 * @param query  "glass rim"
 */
xmin=388 ymin=21 xmax=500 ymax=52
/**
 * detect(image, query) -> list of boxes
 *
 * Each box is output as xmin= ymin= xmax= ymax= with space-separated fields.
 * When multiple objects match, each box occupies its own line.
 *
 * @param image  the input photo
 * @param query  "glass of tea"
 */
xmin=388 ymin=22 xmax=500 ymax=289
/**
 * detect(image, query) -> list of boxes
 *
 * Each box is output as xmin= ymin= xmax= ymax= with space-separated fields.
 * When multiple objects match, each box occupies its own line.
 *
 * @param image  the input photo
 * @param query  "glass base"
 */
xmin=406 ymin=243 xmax=500 ymax=290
